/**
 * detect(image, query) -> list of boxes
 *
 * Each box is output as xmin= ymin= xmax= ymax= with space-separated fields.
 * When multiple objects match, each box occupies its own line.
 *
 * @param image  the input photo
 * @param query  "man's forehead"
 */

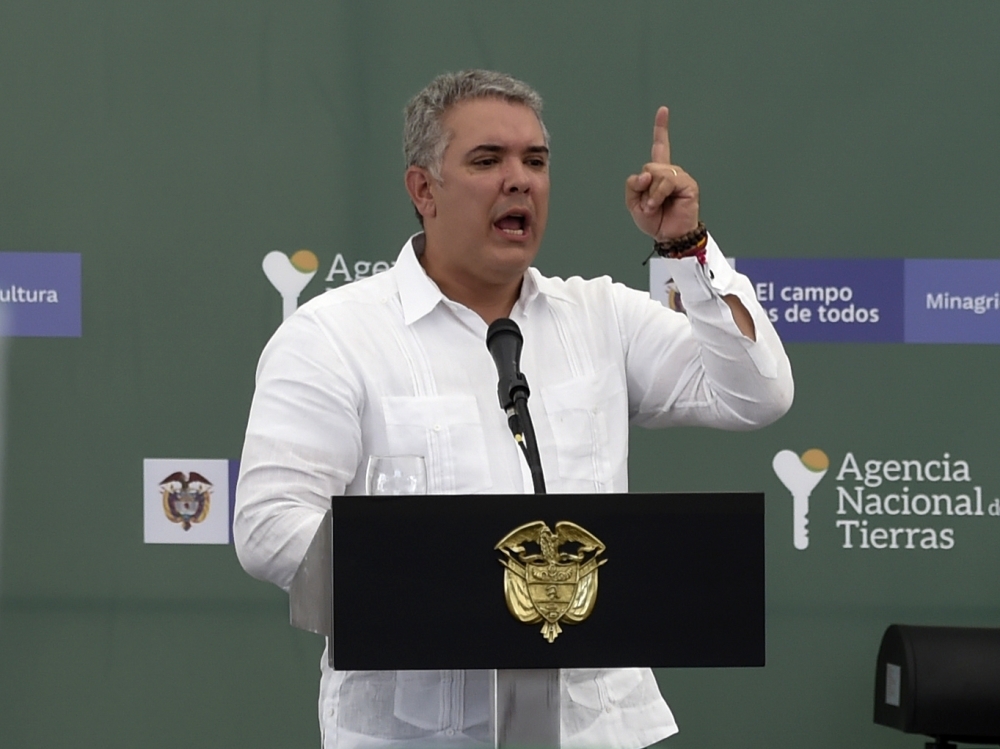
xmin=443 ymin=98 xmax=545 ymax=148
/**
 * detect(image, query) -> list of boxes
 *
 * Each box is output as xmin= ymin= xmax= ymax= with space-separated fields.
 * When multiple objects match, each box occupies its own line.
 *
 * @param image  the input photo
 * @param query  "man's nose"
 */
xmin=502 ymin=160 xmax=531 ymax=194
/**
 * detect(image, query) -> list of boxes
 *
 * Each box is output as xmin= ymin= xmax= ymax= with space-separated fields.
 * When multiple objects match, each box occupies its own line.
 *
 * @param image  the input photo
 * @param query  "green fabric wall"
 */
xmin=1 ymin=1 xmax=998 ymax=747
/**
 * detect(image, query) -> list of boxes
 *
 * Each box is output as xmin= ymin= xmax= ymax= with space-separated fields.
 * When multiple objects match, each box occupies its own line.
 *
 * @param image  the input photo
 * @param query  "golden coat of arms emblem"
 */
xmin=496 ymin=521 xmax=607 ymax=643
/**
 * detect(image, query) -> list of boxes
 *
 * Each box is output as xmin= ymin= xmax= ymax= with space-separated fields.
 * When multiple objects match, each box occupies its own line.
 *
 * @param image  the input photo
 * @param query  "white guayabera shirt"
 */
xmin=235 ymin=233 xmax=793 ymax=749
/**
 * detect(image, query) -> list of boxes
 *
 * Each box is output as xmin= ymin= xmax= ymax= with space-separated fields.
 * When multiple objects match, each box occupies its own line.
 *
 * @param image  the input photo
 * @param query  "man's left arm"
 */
xmin=616 ymin=238 xmax=793 ymax=430
xmin=623 ymin=105 xmax=793 ymax=429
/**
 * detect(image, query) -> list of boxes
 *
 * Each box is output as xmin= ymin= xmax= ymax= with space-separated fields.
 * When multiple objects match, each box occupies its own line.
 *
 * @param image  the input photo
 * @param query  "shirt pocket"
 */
xmin=541 ymin=365 xmax=628 ymax=485
xmin=381 ymin=395 xmax=493 ymax=494
xmin=564 ymin=668 xmax=645 ymax=712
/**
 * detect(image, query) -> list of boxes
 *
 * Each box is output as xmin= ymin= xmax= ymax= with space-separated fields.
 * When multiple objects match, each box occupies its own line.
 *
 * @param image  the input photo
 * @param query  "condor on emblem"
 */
xmin=496 ymin=521 xmax=607 ymax=643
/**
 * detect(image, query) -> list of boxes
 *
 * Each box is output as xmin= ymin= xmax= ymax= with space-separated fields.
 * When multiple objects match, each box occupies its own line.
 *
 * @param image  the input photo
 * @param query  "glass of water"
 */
xmin=365 ymin=455 xmax=427 ymax=495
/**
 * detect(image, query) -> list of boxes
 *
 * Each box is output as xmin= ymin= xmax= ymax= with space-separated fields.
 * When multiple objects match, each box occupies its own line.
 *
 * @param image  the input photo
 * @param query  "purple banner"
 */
xmin=0 ymin=252 xmax=82 ymax=337
xmin=904 ymin=260 xmax=1000 ymax=344
xmin=735 ymin=259 xmax=905 ymax=343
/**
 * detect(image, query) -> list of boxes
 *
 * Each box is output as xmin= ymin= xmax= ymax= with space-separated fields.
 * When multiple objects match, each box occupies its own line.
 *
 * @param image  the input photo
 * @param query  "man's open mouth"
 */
xmin=494 ymin=211 xmax=529 ymax=236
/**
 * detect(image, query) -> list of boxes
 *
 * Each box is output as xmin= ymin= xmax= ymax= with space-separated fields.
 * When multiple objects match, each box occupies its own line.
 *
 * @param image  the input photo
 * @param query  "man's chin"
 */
xmin=487 ymin=241 xmax=540 ymax=276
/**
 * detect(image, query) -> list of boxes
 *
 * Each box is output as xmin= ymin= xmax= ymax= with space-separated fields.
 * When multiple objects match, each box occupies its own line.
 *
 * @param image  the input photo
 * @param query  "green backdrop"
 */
xmin=2 ymin=1 xmax=999 ymax=747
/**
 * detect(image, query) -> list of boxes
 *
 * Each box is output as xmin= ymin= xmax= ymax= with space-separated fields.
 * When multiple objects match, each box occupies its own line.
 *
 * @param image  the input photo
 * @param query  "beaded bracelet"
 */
xmin=653 ymin=221 xmax=708 ymax=258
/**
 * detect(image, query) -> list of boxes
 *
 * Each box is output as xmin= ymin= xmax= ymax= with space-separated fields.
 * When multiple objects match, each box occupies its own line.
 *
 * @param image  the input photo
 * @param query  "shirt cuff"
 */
xmin=656 ymin=233 xmax=736 ymax=304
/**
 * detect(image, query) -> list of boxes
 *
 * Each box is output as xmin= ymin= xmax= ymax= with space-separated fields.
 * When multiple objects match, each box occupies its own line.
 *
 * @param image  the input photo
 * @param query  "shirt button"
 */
xmin=434 ymin=424 xmax=442 ymax=432
xmin=445 ymin=728 xmax=455 ymax=736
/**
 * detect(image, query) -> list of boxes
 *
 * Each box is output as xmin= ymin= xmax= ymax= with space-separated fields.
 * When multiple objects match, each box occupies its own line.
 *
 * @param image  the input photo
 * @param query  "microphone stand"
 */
xmin=486 ymin=323 xmax=554 ymax=749
xmin=509 ymin=386 xmax=546 ymax=495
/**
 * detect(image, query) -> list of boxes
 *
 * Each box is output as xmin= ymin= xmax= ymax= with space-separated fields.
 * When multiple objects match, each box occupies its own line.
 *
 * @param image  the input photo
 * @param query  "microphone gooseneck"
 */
xmin=486 ymin=318 xmax=546 ymax=494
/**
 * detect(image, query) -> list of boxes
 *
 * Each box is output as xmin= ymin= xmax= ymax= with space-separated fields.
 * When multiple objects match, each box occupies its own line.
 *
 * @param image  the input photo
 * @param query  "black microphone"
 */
xmin=486 ymin=318 xmax=546 ymax=494
xmin=485 ymin=318 xmax=529 ymax=410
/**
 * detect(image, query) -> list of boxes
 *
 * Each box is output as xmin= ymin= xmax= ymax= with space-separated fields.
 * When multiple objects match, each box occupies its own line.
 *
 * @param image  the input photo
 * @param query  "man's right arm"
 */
xmin=234 ymin=310 xmax=362 ymax=591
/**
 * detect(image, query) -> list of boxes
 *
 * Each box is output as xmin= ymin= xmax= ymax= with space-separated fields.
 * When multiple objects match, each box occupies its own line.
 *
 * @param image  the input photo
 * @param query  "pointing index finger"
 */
xmin=650 ymin=106 xmax=671 ymax=165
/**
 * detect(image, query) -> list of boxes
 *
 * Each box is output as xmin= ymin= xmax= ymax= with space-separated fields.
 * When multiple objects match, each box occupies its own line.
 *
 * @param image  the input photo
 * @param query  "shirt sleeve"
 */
xmin=233 ymin=309 xmax=364 ymax=591
xmin=622 ymin=234 xmax=794 ymax=430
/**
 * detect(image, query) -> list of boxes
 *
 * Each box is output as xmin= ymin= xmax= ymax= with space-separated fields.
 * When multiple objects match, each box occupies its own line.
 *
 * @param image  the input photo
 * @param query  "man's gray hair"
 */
xmin=403 ymin=69 xmax=549 ymax=181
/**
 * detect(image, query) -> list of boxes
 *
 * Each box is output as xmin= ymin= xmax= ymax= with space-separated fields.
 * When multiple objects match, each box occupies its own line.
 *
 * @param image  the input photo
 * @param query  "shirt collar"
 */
xmin=395 ymin=233 xmax=445 ymax=326
xmin=393 ymin=233 xmax=575 ymax=325
xmin=524 ymin=267 xmax=575 ymax=307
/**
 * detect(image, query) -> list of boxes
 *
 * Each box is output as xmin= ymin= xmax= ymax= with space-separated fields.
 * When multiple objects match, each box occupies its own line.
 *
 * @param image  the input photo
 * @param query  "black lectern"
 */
xmin=290 ymin=492 xmax=764 ymax=747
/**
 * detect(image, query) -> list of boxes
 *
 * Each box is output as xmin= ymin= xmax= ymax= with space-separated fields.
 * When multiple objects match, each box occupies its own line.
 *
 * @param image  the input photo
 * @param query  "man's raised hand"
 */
xmin=625 ymin=106 xmax=700 ymax=242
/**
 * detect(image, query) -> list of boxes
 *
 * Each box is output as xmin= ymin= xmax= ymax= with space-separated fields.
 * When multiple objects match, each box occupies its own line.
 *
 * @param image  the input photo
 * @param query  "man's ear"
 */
xmin=404 ymin=166 xmax=437 ymax=221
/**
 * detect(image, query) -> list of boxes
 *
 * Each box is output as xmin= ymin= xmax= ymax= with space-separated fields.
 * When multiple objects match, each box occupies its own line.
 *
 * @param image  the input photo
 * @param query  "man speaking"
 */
xmin=234 ymin=70 xmax=793 ymax=749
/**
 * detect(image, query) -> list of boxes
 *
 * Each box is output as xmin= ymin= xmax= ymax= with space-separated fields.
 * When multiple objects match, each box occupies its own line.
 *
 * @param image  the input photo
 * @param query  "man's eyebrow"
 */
xmin=467 ymin=144 xmax=550 ymax=156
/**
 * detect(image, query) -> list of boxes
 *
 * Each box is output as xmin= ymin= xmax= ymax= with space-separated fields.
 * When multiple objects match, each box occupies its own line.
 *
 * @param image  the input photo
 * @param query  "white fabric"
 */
xmin=234 ymin=233 xmax=793 ymax=749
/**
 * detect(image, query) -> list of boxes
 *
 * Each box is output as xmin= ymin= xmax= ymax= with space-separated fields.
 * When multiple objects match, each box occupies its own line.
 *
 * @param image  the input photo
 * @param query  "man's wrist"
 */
xmin=653 ymin=221 xmax=708 ymax=260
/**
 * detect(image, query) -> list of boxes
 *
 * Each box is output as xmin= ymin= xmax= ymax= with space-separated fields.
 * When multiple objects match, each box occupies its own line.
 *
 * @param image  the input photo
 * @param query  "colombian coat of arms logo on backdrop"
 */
xmin=496 ymin=521 xmax=607 ymax=642
xmin=160 ymin=471 xmax=212 ymax=530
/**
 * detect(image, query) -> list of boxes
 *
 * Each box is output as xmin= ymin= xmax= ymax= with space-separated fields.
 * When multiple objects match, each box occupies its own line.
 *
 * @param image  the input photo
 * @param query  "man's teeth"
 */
xmin=500 ymin=228 xmax=525 ymax=235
